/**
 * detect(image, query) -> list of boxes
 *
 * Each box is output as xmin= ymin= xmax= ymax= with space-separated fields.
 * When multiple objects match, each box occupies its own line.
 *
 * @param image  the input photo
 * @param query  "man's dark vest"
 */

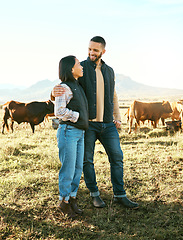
xmin=59 ymin=80 xmax=89 ymax=130
xmin=79 ymin=58 xmax=115 ymax=122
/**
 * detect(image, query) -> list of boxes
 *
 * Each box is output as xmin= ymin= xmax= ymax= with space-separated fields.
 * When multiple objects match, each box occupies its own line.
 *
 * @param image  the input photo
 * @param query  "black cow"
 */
xmin=165 ymin=120 xmax=182 ymax=132
xmin=2 ymin=100 xmax=54 ymax=133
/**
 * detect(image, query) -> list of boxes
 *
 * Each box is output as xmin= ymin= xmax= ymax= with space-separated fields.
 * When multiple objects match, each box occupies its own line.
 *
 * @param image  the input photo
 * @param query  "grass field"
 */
xmin=0 ymin=107 xmax=183 ymax=240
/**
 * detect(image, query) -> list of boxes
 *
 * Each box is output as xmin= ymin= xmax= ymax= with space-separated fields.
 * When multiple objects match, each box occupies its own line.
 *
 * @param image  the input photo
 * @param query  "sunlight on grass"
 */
xmin=0 ymin=108 xmax=183 ymax=239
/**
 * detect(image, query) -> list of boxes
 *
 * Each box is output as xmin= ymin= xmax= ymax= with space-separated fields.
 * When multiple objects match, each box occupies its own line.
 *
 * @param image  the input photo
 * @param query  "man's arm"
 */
xmin=51 ymin=84 xmax=66 ymax=101
xmin=113 ymin=89 xmax=122 ymax=128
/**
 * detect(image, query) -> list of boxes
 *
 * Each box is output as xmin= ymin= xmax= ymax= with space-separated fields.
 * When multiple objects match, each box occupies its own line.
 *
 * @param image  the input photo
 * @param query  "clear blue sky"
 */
xmin=1 ymin=0 xmax=183 ymax=89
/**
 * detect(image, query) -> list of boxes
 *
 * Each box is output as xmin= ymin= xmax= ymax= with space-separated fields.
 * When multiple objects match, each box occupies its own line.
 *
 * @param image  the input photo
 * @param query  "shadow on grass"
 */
xmin=148 ymin=140 xmax=178 ymax=146
xmin=122 ymin=139 xmax=178 ymax=147
xmin=1 ymin=187 xmax=183 ymax=240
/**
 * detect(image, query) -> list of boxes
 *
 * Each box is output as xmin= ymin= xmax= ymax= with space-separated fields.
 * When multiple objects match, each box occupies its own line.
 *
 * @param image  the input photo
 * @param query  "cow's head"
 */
xmin=46 ymin=100 xmax=54 ymax=113
xmin=162 ymin=101 xmax=173 ymax=113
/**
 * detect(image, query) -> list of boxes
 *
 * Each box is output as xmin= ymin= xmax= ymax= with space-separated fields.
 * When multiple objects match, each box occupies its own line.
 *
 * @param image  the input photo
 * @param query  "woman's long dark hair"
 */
xmin=59 ymin=55 xmax=76 ymax=82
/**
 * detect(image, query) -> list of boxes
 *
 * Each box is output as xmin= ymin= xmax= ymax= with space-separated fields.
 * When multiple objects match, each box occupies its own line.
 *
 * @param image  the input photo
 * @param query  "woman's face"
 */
xmin=72 ymin=58 xmax=83 ymax=79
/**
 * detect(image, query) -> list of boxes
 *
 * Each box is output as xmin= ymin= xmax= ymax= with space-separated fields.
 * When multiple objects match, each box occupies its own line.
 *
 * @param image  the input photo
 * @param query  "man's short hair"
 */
xmin=90 ymin=36 xmax=106 ymax=48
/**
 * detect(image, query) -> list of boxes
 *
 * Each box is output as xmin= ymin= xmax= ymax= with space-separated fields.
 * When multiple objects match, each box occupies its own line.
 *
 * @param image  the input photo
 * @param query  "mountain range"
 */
xmin=0 ymin=74 xmax=183 ymax=104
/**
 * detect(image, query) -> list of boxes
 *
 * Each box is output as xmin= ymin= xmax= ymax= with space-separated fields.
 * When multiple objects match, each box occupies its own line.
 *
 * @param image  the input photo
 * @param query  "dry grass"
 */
xmin=0 ymin=107 xmax=183 ymax=240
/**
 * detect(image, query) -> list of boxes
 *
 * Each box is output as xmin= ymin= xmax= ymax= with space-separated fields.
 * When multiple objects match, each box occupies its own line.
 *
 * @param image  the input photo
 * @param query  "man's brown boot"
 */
xmin=58 ymin=201 xmax=76 ymax=219
xmin=69 ymin=197 xmax=83 ymax=214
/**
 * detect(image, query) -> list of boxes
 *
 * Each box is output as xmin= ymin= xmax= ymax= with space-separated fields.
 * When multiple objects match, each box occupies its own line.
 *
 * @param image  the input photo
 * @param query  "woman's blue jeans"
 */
xmin=83 ymin=122 xmax=126 ymax=197
xmin=57 ymin=124 xmax=85 ymax=201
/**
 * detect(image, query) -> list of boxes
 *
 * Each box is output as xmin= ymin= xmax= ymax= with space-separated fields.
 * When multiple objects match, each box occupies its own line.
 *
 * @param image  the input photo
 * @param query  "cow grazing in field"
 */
xmin=128 ymin=100 xmax=172 ymax=133
xmin=125 ymin=107 xmax=155 ymax=127
xmin=170 ymin=100 xmax=183 ymax=129
xmin=124 ymin=108 xmax=130 ymax=123
xmin=165 ymin=120 xmax=182 ymax=132
xmin=2 ymin=100 xmax=54 ymax=133
xmin=171 ymin=101 xmax=182 ymax=121
xmin=177 ymin=100 xmax=183 ymax=129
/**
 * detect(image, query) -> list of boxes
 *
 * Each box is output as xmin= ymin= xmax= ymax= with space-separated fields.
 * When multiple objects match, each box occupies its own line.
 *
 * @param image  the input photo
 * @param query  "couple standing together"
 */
xmin=52 ymin=36 xmax=139 ymax=218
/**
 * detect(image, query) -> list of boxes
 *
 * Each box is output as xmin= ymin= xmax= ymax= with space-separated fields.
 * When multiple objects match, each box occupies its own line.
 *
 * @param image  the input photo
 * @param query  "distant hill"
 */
xmin=0 ymin=74 xmax=183 ymax=104
xmin=115 ymin=74 xmax=183 ymax=99
xmin=0 ymin=79 xmax=60 ymax=104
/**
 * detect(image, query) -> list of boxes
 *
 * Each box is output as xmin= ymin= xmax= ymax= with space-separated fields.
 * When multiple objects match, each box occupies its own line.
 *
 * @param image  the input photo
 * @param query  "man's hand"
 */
xmin=113 ymin=120 xmax=122 ymax=129
xmin=52 ymin=84 xmax=65 ymax=97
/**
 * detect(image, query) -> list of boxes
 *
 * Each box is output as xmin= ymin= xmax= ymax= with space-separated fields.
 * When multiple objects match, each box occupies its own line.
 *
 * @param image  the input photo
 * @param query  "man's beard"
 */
xmin=89 ymin=52 xmax=102 ymax=63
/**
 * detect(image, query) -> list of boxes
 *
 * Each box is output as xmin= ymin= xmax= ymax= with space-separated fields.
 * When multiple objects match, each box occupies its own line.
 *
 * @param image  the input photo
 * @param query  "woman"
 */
xmin=55 ymin=55 xmax=88 ymax=218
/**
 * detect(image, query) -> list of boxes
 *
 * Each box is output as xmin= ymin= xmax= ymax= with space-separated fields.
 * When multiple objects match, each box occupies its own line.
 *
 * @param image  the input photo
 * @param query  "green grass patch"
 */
xmin=0 ymin=109 xmax=183 ymax=239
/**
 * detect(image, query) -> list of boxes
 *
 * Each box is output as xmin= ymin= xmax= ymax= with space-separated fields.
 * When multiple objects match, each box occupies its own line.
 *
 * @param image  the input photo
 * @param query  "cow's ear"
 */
xmin=50 ymin=92 xmax=55 ymax=101
xmin=46 ymin=100 xmax=53 ymax=105
xmin=162 ymin=101 xmax=167 ymax=106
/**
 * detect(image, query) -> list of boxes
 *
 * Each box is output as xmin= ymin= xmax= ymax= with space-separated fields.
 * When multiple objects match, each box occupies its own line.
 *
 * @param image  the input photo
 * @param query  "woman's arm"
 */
xmin=54 ymin=84 xmax=79 ymax=123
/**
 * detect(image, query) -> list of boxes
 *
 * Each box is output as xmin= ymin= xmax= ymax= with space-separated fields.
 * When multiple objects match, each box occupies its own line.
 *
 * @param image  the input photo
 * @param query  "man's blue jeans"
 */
xmin=57 ymin=124 xmax=85 ymax=201
xmin=83 ymin=122 xmax=126 ymax=197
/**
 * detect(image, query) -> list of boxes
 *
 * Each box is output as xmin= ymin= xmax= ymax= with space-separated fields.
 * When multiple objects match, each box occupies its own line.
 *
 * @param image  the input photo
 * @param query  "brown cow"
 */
xmin=176 ymin=100 xmax=183 ymax=129
xmin=170 ymin=100 xmax=183 ymax=129
xmin=165 ymin=120 xmax=182 ymax=132
xmin=2 ymin=100 xmax=54 ymax=133
xmin=128 ymin=100 xmax=172 ymax=133
xmin=125 ymin=107 xmax=150 ymax=126
xmin=171 ymin=101 xmax=181 ymax=121
xmin=124 ymin=108 xmax=130 ymax=123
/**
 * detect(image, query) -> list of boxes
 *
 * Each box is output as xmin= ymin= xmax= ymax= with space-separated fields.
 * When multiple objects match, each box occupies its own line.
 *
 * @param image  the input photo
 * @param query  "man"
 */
xmin=52 ymin=36 xmax=139 ymax=209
